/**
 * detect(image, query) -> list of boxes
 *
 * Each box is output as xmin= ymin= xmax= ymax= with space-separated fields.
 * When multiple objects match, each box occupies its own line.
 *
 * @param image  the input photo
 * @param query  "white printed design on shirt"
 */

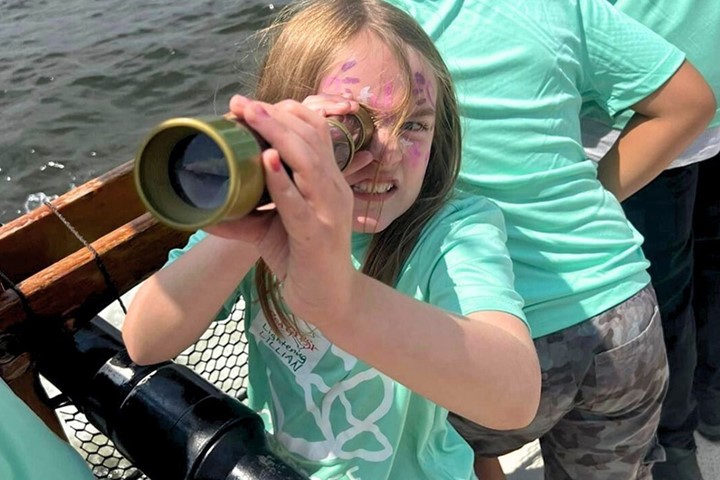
xmin=250 ymin=311 xmax=394 ymax=464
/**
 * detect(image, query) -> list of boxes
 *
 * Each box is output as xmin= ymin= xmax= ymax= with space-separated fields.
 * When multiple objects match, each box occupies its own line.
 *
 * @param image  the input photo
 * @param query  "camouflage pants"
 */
xmin=450 ymin=285 xmax=669 ymax=479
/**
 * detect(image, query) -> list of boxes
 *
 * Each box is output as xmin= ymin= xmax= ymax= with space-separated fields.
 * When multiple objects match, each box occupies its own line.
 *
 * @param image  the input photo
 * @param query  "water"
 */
xmin=0 ymin=0 xmax=286 ymax=223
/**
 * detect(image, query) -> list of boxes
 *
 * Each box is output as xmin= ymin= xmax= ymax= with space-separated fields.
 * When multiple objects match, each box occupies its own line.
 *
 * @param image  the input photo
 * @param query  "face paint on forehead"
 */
xmin=368 ymin=81 xmax=394 ymax=110
xmin=412 ymin=71 xmax=436 ymax=109
xmin=320 ymin=57 xmax=360 ymax=92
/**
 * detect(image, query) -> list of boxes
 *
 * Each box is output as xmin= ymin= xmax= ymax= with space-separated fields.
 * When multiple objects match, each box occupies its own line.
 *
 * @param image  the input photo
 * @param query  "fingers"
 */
xmin=243 ymin=100 xmax=333 ymax=188
xmin=260 ymin=148 xmax=318 ymax=244
xmin=227 ymin=94 xmax=253 ymax=121
xmin=302 ymin=93 xmax=360 ymax=117
xmin=227 ymin=95 xmax=354 ymax=237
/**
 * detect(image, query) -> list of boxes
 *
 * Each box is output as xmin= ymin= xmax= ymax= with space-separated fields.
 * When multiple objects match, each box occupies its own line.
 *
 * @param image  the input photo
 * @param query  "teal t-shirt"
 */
xmin=387 ymin=0 xmax=685 ymax=337
xmin=0 ymin=380 xmax=95 ymax=480
xmin=168 ymin=197 xmax=526 ymax=480
xmin=585 ymin=0 xmax=720 ymax=129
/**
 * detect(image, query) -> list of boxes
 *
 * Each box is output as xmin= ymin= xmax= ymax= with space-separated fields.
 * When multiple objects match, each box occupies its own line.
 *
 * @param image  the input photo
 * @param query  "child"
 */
xmin=582 ymin=2 xmax=720 ymax=478
xmin=122 ymin=1 xmax=541 ymax=479
xmin=386 ymin=0 xmax=716 ymax=478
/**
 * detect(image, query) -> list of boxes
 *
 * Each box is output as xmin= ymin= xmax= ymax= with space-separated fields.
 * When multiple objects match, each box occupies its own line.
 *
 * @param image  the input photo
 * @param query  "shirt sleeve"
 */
xmin=164 ymin=230 xmax=246 ymax=321
xmin=416 ymin=197 xmax=528 ymax=330
xmin=578 ymin=0 xmax=685 ymax=117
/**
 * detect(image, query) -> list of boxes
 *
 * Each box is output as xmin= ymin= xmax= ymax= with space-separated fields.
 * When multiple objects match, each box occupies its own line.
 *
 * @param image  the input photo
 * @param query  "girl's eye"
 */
xmin=401 ymin=121 xmax=430 ymax=132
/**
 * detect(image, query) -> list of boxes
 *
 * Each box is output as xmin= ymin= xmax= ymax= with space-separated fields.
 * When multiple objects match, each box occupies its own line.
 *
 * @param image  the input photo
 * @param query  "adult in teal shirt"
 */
xmin=0 ymin=379 xmax=95 ymax=479
xmin=582 ymin=2 xmax=720 ymax=478
xmin=386 ymin=0 xmax=716 ymax=478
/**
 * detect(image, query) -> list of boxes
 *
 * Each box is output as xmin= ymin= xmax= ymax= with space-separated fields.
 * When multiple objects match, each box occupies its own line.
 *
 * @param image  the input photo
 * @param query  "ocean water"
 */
xmin=0 ymin=0 xmax=285 ymax=224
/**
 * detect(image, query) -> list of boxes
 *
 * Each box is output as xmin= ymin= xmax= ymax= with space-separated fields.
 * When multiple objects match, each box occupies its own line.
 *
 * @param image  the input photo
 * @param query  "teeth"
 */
xmin=352 ymin=181 xmax=394 ymax=194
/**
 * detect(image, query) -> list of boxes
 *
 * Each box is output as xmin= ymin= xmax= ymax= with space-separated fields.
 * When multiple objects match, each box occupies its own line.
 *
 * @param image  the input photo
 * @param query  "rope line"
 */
xmin=43 ymin=200 xmax=127 ymax=314
xmin=0 ymin=269 xmax=35 ymax=319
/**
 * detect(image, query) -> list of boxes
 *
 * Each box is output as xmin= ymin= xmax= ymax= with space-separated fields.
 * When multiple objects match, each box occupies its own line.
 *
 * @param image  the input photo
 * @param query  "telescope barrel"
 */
xmin=134 ymin=108 xmax=374 ymax=231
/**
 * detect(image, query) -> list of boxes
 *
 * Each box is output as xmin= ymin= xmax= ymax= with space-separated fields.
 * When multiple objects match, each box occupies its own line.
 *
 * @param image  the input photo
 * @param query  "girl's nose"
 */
xmin=367 ymin=129 xmax=402 ymax=167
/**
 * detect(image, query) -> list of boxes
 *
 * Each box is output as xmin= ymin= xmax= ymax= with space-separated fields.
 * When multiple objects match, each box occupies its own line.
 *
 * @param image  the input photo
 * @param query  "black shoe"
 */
xmin=697 ymin=419 xmax=720 ymax=442
xmin=652 ymin=447 xmax=704 ymax=480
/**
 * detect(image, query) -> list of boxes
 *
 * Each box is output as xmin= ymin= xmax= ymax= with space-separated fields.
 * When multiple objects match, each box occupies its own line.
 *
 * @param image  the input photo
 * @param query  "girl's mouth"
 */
xmin=352 ymin=181 xmax=394 ymax=194
xmin=351 ymin=180 xmax=397 ymax=200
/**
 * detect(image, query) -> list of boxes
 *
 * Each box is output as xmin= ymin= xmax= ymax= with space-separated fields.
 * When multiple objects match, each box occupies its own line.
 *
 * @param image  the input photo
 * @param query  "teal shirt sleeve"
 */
xmin=399 ymin=196 xmax=528 ymax=330
xmin=577 ymin=0 xmax=685 ymax=117
xmin=0 ymin=380 xmax=95 ymax=480
xmin=165 ymin=230 xmax=247 ymax=320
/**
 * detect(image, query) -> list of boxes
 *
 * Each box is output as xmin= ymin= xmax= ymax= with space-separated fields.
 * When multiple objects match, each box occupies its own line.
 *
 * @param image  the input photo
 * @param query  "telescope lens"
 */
xmin=168 ymin=134 xmax=230 ymax=210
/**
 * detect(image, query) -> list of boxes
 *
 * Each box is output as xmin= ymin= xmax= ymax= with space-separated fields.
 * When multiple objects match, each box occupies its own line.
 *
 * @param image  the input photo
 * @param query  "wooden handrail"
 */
xmin=0 ymin=213 xmax=189 ymax=333
xmin=0 ymin=160 xmax=145 ymax=283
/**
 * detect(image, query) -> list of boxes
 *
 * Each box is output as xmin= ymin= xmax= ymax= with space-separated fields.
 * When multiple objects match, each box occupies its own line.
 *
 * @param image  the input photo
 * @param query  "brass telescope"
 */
xmin=134 ymin=107 xmax=374 ymax=231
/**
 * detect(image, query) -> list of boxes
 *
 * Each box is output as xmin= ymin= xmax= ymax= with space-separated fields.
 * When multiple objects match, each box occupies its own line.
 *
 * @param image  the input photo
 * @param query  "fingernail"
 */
xmin=270 ymin=156 xmax=282 ymax=172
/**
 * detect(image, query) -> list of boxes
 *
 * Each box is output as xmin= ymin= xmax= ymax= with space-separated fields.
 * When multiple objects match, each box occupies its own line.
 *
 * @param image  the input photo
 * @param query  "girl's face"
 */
xmin=319 ymin=32 xmax=437 ymax=233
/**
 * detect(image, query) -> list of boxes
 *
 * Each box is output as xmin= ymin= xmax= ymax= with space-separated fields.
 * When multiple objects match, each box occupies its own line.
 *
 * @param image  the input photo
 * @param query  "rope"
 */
xmin=0 ymin=269 xmax=34 ymax=319
xmin=43 ymin=200 xmax=127 ymax=315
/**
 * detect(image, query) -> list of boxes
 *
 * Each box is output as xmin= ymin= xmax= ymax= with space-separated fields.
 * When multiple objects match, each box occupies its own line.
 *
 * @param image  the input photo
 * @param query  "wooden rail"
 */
xmin=0 ymin=160 xmax=190 ymax=331
xmin=0 ymin=159 xmax=189 ymax=436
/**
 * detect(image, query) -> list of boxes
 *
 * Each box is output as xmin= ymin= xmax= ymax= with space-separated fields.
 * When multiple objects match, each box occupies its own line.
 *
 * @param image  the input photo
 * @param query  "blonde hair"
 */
xmin=253 ymin=0 xmax=461 ymax=335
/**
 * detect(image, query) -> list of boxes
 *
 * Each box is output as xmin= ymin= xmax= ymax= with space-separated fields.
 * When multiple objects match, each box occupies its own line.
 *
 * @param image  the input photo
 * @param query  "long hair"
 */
xmin=252 ymin=0 xmax=461 ymax=335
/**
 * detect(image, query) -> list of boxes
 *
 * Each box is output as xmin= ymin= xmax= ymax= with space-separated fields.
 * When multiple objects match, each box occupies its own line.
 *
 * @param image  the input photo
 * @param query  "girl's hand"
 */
xmin=226 ymin=94 xmax=359 ymax=325
xmin=300 ymin=93 xmax=375 ymax=178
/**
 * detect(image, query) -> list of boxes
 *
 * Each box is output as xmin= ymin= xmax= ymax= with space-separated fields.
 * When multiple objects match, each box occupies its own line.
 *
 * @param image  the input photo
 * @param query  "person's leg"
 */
xmin=621 ymin=166 xmax=701 ymax=473
xmin=694 ymin=154 xmax=720 ymax=440
xmin=539 ymin=286 xmax=668 ymax=480
xmin=450 ymin=287 xmax=666 ymax=479
xmin=448 ymin=314 xmax=592 ymax=475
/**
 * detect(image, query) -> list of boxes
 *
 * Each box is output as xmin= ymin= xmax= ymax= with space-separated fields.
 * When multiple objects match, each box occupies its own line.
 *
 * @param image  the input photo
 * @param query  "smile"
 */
xmin=351 ymin=181 xmax=395 ymax=194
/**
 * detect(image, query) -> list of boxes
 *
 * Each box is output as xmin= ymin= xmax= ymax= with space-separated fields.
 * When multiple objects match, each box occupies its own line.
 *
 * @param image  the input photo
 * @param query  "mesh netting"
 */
xmin=54 ymin=298 xmax=248 ymax=480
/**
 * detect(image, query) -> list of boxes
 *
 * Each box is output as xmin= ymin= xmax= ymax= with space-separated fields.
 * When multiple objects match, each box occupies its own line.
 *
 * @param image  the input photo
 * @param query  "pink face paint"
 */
xmin=341 ymin=60 xmax=357 ymax=72
xmin=342 ymin=77 xmax=360 ymax=84
xmin=400 ymin=138 xmax=427 ymax=169
xmin=409 ymin=143 xmax=427 ymax=168
xmin=379 ymin=81 xmax=394 ymax=109
xmin=425 ymin=81 xmax=436 ymax=110
xmin=321 ymin=75 xmax=341 ymax=91
xmin=358 ymin=86 xmax=374 ymax=104
xmin=412 ymin=72 xmax=434 ymax=108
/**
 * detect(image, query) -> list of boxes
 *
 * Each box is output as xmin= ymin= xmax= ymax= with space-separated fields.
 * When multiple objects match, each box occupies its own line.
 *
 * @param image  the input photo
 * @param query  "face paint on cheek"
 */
xmin=400 ymin=138 xmax=428 ymax=168
xmin=342 ymin=77 xmax=360 ymax=84
xmin=357 ymin=86 xmax=374 ymax=104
